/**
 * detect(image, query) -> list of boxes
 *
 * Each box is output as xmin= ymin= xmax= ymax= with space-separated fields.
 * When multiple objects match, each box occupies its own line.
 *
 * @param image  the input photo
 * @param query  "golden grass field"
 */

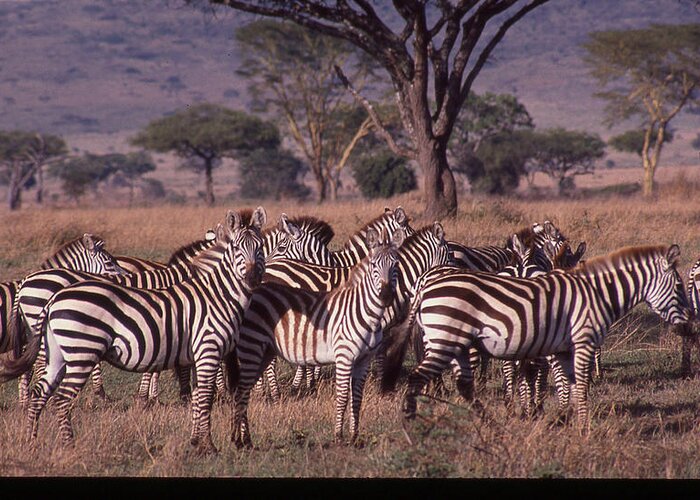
xmin=2 ymin=165 xmax=700 ymax=478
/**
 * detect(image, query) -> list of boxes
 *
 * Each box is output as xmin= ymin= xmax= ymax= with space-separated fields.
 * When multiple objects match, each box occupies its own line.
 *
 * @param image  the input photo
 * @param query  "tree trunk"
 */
xmin=313 ymin=168 xmax=327 ymax=204
xmin=36 ymin=166 xmax=44 ymax=204
xmin=204 ymin=159 xmax=215 ymax=206
xmin=419 ymin=139 xmax=457 ymax=219
xmin=328 ymin=176 xmax=339 ymax=202
xmin=8 ymin=168 xmax=21 ymax=211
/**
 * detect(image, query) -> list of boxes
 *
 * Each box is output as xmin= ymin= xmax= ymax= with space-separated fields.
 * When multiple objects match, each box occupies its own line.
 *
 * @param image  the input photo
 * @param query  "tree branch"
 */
xmin=334 ymin=65 xmax=415 ymax=159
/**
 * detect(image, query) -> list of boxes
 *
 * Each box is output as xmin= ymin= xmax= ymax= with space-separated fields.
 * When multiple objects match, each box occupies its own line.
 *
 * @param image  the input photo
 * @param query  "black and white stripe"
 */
xmin=386 ymin=245 xmax=689 ymax=431
xmin=229 ymin=228 xmax=405 ymax=447
xmin=0 ymin=208 xmax=267 ymax=453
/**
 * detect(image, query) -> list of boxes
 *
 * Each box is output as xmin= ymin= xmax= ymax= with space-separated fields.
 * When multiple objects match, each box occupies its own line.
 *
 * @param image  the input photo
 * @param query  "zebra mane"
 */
xmin=237 ymin=209 xmax=254 ymax=228
xmin=263 ymin=215 xmax=335 ymax=245
xmin=568 ymin=245 xmax=669 ymax=276
xmin=289 ymin=216 xmax=335 ymax=245
xmin=506 ymin=225 xmax=538 ymax=249
xmin=167 ymin=238 xmax=215 ymax=267
xmin=339 ymin=254 xmax=372 ymax=289
xmin=47 ymin=234 xmax=105 ymax=259
xmin=342 ymin=212 xmax=394 ymax=250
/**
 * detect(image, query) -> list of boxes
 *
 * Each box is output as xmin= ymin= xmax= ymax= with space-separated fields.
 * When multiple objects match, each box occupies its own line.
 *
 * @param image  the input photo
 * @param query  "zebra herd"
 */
xmin=0 ymin=205 xmax=695 ymax=453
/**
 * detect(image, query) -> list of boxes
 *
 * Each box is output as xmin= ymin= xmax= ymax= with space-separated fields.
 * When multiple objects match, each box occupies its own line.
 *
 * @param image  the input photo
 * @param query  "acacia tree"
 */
xmin=0 ymin=131 xmax=67 ymax=210
xmin=527 ymin=128 xmax=606 ymax=196
xmin=210 ymin=0 xmax=549 ymax=218
xmin=583 ymin=24 xmax=700 ymax=197
xmin=131 ymin=103 xmax=279 ymax=205
xmin=235 ymin=20 xmax=378 ymax=202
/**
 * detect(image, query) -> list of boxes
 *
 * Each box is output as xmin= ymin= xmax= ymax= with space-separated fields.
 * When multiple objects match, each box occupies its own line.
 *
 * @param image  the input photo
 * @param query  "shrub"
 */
xmin=351 ymin=149 xmax=416 ymax=199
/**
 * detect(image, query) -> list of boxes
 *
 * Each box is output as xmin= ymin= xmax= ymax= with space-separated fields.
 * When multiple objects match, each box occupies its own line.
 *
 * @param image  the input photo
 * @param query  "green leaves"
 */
xmin=130 ymin=103 xmax=280 ymax=159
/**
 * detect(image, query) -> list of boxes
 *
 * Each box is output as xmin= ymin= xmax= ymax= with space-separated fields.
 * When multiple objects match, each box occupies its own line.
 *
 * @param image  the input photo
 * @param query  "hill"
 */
xmin=0 ymin=0 xmax=698 ymax=168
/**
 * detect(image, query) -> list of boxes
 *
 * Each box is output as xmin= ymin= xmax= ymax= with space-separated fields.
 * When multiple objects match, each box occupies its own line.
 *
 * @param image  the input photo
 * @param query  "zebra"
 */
xmin=257 ymin=221 xmax=449 ymax=403
xmin=228 ymin=227 xmax=407 ymax=447
xmin=0 ymin=207 xmax=267 ymax=453
xmin=384 ymin=244 xmax=689 ymax=432
xmin=138 ymin=214 xmax=337 ymax=403
xmin=13 ymin=228 xmax=220 ymax=407
xmin=448 ymin=220 xmax=567 ymax=273
xmin=1 ymin=234 xmax=124 ymax=359
xmin=499 ymin=238 xmax=587 ymax=417
xmin=407 ymin=220 xmax=575 ymax=392
xmin=253 ymin=207 xmax=417 ymax=398
xmin=679 ymin=258 xmax=700 ymax=377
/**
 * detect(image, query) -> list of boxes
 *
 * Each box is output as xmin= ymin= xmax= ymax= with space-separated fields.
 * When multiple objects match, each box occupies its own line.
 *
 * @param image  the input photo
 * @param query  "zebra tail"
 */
xmin=224 ymin=350 xmax=240 ymax=394
xmin=0 ymin=330 xmax=41 ymax=383
xmin=7 ymin=288 xmax=24 ymax=360
xmin=381 ymin=307 xmax=419 ymax=394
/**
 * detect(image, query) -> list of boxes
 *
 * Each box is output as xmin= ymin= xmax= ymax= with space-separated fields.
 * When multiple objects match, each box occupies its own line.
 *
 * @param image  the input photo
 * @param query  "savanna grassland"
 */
xmin=2 ymin=173 xmax=700 ymax=478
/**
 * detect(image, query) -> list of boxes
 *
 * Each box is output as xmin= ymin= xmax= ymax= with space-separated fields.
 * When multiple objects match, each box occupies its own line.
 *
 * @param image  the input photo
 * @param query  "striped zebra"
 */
xmin=14 ymin=228 xmax=220 ymax=406
xmin=229 ymin=227 xmax=407 ymax=447
xmin=449 ymin=220 xmax=567 ymax=273
xmin=384 ymin=245 xmax=689 ymax=432
xmin=499 ymin=239 xmax=587 ymax=417
xmin=253 ymin=207 xmax=417 ymax=398
xmin=679 ymin=258 xmax=700 ymax=376
xmin=1 ymin=234 xmax=124 ymax=358
xmin=257 ymin=222 xmax=448 ymax=403
xmin=409 ymin=221 xmax=575 ymax=392
xmin=0 ymin=208 xmax=267 ymax=453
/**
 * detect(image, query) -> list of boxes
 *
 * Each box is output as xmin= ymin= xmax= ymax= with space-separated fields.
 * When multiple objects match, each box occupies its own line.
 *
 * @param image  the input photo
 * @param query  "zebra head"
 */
xmin=500 ymin=234 xmax=543 ymax=278
xmin=385 ymin=206 xmax=416 ymax=239
xmin=223 ymin=207 xmax=267 ymax=289
xmin=367 ymin=227 xmax=403 ymax=306
xmin=265 ymin=213 xmax=333 ymax=265
xmin=426 ymin=221 xmax=450 ymax=267
xmin=549 ymin=240 xmax=587 ymax=270
xmin=80 ymin=233 xmax=126 ymax=276
xmin=645 ymin=244 xmax=691 ymax=325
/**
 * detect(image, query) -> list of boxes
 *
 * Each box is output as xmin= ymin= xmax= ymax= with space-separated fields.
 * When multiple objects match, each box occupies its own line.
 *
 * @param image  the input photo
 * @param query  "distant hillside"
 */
xmin=1 ymin=0 xmax=698 ymax=167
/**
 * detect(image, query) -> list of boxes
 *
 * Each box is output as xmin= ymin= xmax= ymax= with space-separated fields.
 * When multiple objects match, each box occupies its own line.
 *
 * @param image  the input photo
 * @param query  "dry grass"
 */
xmin=2 ymin=179 xmax=700 ymax=478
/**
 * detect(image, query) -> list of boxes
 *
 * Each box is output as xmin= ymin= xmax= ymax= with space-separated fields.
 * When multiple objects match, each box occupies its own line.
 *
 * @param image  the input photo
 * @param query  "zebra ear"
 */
xmin=366 ymin=228 xmax=380 ymax=252
xmin=574 ymin=242 xmax=587 ymax=260
xmin=226 ymin=210 xmax=241 ymax=231
xmin=205 ymin=229 xmax=216 ymax=242
xmin=384 ymin=207 xmax=393 ymax=215
xmin=251 ymin=206 xmax=267 ymax=231
xmin=391 ymin=228 xmax=405 ymax=248
xmin=215 ymin=223 xmax=227 ymax=242
xmin=394 ymin=206 xmax=408 ymax=226
xmin=432 ymin=222 xmax=445 ymax=242
xmin=666 ymin=244 xmax=681 ymax=268
xmin=511 ymin=234 xmax=527 ymax=257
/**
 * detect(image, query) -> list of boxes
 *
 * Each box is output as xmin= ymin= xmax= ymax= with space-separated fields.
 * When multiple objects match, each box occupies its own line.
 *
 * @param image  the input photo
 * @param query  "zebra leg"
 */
xmin=215 ymin=363 xmax=227 ymax=403
xmin=265 ymin=359 xmax=280 ymax=403
xmin=232 ymin=345 xmax=276 ymax=449
xmin=592 ymin=347 xmax=603 ymax=380
xmin=25 ymin=333 xmax=67 ymax=442
xmin=189 ymin=357 xmax=220 ymax=454
xmin=137 ymin=373 xmax=153 ymax=405
xmin=175 ymin=365 xmax=191 ymax=403
xmin=18 ymin=372 xmax=32 ymax=410
xmin=349 ymin=357 xmax=371 ymax=444
xmin=403 ymin=351 xmax=451 ymax=421
xmin=148 ymin=371 xmax=160 ymax=402
xmin=532 ymin=357 xmax=550 ymax=415
xmin=573 ymin=345 xmax=595 ymax=434
xmin=90 ymin=362 xmax=107 ymax=401
xmin=552 ymin=352 xmax=575 ymax=424
xmin=291 ymin=365 xmax=305 ymax=393
xmin=333 ymin=360 xmax=353 ymax=442
xmin=501 ymin=360 xmax=517 ymax=406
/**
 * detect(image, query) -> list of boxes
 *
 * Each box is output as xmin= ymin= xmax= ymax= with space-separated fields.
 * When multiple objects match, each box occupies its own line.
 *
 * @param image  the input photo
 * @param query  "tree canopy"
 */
xmin=0 ymin=130 xmax=67 ymax=210
xmin=235 ymin=19 xmax=378 ymax=202
xmin=131 ymin=103 xmax=279 ymax=205
xmin=210 ymin=0 xmax=550 ymax=218
xmin=608 ymin=128 xmax=674 ymax=157
xmin=583 ymin=23 xmax=700 ymax=197
xmin=526 ymin=128 xmax=606 ymax=196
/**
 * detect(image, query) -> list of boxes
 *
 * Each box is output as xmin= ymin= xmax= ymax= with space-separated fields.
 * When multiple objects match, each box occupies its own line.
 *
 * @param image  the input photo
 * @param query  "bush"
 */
xmin=351 ymin=149 xmax=416 ymax=199
xmin=238 ymin=148 xmax=310 ymax=201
